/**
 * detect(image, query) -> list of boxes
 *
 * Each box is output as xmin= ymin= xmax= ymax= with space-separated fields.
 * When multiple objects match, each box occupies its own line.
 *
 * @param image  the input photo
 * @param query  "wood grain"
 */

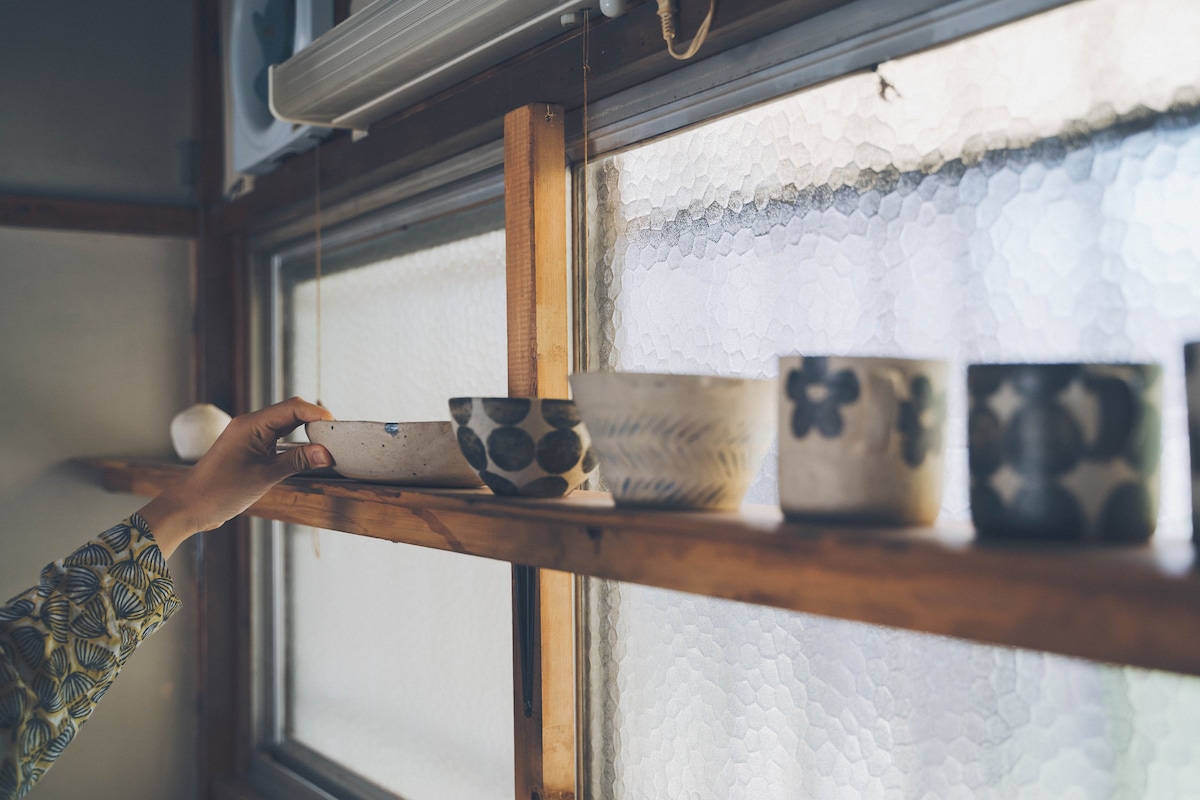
xmin=192 ymin=1 xmax=247 ymax=795
xmin=539 ymin=568 xmax=576 ymax=800
xmin=505 ymin=103 xmax=576 ymax=799
xmin=505 ymin=103 xmax=570 ymax=400
xmin=79 ymin=458 xmax=1200 ymax=678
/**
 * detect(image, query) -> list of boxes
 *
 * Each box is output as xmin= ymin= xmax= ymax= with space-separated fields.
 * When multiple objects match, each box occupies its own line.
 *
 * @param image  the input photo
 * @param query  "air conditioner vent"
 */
xmin=229 ymin=0 xmax=334 ymax=176
xmin=269 ymin=0 xmax=599 ymax=133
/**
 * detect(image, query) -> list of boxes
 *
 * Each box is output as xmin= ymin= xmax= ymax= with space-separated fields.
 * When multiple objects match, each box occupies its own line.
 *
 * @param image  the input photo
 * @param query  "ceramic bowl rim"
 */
xmin=967 ymin=361 xmax=1161 ymax=369
xmin=304 ymin=420 xmax=455 ymax=440
xmin=569 ymin=372 xmax=772 ymax=388
xmin=779 ymin=354 xmax=947 ymax=365
xmin=448 ymin=396 xmax=573 ymax=404
xmin=306 ymin=420 xmax=451 ymax=428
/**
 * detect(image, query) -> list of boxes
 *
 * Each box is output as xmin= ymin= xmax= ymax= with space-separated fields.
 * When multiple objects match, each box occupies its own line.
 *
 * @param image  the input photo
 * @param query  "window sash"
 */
xmin=247 ymin=174 xmax=510 ymax=800
xmin=235 ymin=1 xmax=1099 ymax=797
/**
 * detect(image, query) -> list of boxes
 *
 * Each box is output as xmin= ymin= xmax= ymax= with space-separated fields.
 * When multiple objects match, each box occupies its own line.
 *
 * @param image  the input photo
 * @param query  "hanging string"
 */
xmin=582 ymin=10 xmax=591 ymax=297
xmin=313 ymin=141 xmax=324 ymax=408
xmin=656 ymin=0 xmax=715 ymax=61
xmin=311 ymin=142 xmax=324 ymax=560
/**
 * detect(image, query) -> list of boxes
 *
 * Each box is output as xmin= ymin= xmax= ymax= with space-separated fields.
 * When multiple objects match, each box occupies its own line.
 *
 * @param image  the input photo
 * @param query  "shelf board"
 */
xmin=79 ymin=457 xmax=1200 ymax=677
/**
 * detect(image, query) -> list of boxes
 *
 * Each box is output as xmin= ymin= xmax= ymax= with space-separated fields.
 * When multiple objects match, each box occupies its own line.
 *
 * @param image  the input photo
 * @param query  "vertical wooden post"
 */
xmin=506 ymin=102 xmax=570 ymax=400
xmin=192 ymin=1 xmax=253 ymax=797
xmin=504 ymin=103 xmax=577 ymax=800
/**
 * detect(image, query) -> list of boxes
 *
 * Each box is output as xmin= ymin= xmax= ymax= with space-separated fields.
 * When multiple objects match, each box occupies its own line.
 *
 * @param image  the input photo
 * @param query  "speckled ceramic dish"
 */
xmin=448 ymin=397 xmax=597 ymax=497
xmin=304 ymin=420 xmax=483 ymax=487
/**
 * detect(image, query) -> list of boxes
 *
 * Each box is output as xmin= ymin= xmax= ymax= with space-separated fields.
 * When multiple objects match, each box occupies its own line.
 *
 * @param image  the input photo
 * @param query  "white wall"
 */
xmin=0 ymin=1 xmax=203 ymax=796
xmin=0 ymin=228 xmax=196 ymax=800
xmin=0 ymin=2 xmax=194 ymax=204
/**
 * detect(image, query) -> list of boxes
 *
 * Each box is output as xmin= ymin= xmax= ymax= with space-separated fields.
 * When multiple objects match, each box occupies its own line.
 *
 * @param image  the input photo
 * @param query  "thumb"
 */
xmin=272 ymin=444 xmax=333 ymax=482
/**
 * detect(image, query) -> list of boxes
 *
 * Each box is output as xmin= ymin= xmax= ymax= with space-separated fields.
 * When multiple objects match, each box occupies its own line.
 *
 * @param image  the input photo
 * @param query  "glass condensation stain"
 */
xmin=581 ymin=0 xmax=1200 ymax=796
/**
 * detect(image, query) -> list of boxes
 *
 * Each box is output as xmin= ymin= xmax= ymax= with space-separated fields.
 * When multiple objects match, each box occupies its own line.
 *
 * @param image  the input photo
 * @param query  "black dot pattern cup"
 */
xmin=448 ymin=397 xmax=598 ymax=498
xmin=967 ymin=363 xmax=1161 ymax=542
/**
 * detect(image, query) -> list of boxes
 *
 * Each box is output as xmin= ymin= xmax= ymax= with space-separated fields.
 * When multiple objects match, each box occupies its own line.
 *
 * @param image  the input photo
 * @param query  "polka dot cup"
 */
xmin=968 ymin=363 xmax=1162 ymax=542
xmin=448 ymin=397 xmax=598 ymax=498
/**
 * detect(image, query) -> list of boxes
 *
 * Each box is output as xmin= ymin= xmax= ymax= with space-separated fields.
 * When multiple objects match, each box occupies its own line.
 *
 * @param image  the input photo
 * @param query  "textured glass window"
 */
xmin=581 ymin=0 xmax=1200 ymax=796
xmin=278 ymin=201 xmax=514 ymax=799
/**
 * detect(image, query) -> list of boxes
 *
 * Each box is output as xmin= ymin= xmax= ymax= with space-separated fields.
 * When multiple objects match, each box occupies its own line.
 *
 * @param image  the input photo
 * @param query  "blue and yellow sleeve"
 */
xmin=0 ymin=515 xmax=180 ymax=799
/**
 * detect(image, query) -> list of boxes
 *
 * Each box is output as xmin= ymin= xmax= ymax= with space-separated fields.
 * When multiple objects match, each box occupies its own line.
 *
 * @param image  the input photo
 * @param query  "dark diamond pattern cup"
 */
xmin=967 ymin=363 xmax=1162 ymax=542
xmin=1185 ymin=343 xmax=1200 ymax=542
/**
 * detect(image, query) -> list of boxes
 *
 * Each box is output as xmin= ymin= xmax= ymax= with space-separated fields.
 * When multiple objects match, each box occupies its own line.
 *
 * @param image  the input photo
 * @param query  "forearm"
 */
xmin=0 ymin=515 xmax=179 ymax=800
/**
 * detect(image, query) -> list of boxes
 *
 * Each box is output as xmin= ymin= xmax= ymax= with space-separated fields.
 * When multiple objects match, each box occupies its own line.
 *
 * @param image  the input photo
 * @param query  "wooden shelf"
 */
xmin=79 ymin=457 xmax=1200 ymax=677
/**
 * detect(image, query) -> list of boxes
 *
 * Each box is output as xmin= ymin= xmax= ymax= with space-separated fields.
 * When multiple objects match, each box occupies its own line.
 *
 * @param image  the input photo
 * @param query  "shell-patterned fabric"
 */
xmin=0 ymin=515 xmax=180 ymax=799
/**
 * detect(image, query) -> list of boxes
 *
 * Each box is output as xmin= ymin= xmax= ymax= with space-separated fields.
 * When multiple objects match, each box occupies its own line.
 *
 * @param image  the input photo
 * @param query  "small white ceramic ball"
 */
xmin=170 ymin=403 xmax=232 ymax=461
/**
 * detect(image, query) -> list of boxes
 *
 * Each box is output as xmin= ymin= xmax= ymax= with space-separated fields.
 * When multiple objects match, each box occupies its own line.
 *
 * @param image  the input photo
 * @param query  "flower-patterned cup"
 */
xmin=778 ymin=356 xmax=948 ymax=525
xmin=1183 ymin=344 xmax=1200 ymax=541
xmin=967 ymin=363 xmax=1161 ymax=542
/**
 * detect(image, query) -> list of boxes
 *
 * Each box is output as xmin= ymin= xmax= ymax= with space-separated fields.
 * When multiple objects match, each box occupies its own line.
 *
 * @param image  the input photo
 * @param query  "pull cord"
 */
xmin=656 ymin=0 xmax=715 ymax=61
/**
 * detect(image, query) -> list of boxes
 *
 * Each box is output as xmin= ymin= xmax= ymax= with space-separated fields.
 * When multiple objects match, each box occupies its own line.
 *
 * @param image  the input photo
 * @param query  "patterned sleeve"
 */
xmin=0 ymin=514 xmax=181 ymax=800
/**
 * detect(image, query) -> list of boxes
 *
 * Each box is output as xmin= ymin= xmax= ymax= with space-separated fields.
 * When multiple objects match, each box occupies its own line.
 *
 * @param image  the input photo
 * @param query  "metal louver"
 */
xmin=269 ymin=0 xmax=600 ymax=133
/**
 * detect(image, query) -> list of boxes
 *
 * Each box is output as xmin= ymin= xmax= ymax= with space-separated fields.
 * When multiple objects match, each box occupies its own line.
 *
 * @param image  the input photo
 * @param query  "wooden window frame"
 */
xmin=166 ymin=0 xmax=1181 ymax=798
xmin=25 ymin=0 xmax=1186 ymax=796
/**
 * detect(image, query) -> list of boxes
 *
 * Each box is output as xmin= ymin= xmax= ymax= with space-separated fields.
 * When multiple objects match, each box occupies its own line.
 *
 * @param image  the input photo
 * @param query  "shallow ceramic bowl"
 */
xmin=304 ymin=420 xmax=483 ymax=487
xmin=570 ymin=372 xmax=776 ymax=510
xmin=448 ymin=397 xmax=597 ymax=498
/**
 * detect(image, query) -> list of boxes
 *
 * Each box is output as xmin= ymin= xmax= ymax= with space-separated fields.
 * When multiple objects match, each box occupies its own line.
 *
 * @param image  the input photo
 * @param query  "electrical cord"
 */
xmin=656 ymin=0 xmax=715 ymax=61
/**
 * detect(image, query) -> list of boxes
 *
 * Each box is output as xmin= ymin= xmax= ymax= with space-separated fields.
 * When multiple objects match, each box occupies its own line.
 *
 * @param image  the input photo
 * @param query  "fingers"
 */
xmin=251 ymin=397 xmax=335 ymax=441
xmin=270 ymin=444 xmax=333 ymax=483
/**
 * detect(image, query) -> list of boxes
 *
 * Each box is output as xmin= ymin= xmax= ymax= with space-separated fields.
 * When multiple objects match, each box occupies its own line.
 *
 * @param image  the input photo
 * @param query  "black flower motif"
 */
xmin=896 ymin=375 xmax=944 ymax=467
xmin=786 ymin=357 xmax=860 ymax=438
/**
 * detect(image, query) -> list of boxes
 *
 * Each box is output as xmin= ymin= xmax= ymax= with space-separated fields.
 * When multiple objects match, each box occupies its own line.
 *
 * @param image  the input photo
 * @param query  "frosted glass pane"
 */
xmin=584 ymin=583 xmax=1200 ymax=800
xmin=287 ymin=534 xmax=514 ymax=799
xmin=582 ymin=0 xmax=1200 ymax=796
xmin=287 ymin=204 xmax=509 ymax=422
xmin=280 ymin=201 xmax=514 ymax=799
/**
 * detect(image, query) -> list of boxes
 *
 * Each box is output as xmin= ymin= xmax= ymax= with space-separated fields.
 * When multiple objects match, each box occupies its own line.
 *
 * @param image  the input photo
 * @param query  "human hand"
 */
xmin=138 ymin=397 xmax=335 ymax=558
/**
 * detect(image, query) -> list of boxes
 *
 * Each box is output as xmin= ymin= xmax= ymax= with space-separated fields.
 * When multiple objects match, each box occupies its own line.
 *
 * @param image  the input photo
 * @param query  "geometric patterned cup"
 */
xmin=778 ymin=355 xmax=948 ymax=525
xmin=967 ymin=362 xmax=1162 ymax=542
xmin=448 ymin=397 xmax=597 ymax=498
xmin=1186 ymin=344 xmax=1200 ymax=541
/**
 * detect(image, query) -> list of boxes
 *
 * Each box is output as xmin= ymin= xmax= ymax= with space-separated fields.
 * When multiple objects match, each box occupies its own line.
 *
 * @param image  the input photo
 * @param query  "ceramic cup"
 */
xmin=570 ymin=372 xmax=775 ymax=511
xmin=448 ymin=397 xmax=597 ymax=497
xmin=1185 ymin=344 xmax=1200 ymax=541
xmin=778 ymin=355 xmax=948 ymax=525
xmin=967 ymin=363 xmax=1161 ymax=542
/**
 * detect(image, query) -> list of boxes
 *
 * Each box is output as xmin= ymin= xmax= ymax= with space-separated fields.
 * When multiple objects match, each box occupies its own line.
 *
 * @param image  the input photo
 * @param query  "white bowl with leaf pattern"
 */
xmin=570 ymin=372 xmax=775 ymax=510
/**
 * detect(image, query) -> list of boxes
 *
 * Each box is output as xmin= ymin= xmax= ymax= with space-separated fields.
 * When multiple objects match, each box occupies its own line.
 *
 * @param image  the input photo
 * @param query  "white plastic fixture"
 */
xmin=229 ymin=0 xmax=334 ymax=175
xmin=269 ymin=0 xmax=625 ymax=134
